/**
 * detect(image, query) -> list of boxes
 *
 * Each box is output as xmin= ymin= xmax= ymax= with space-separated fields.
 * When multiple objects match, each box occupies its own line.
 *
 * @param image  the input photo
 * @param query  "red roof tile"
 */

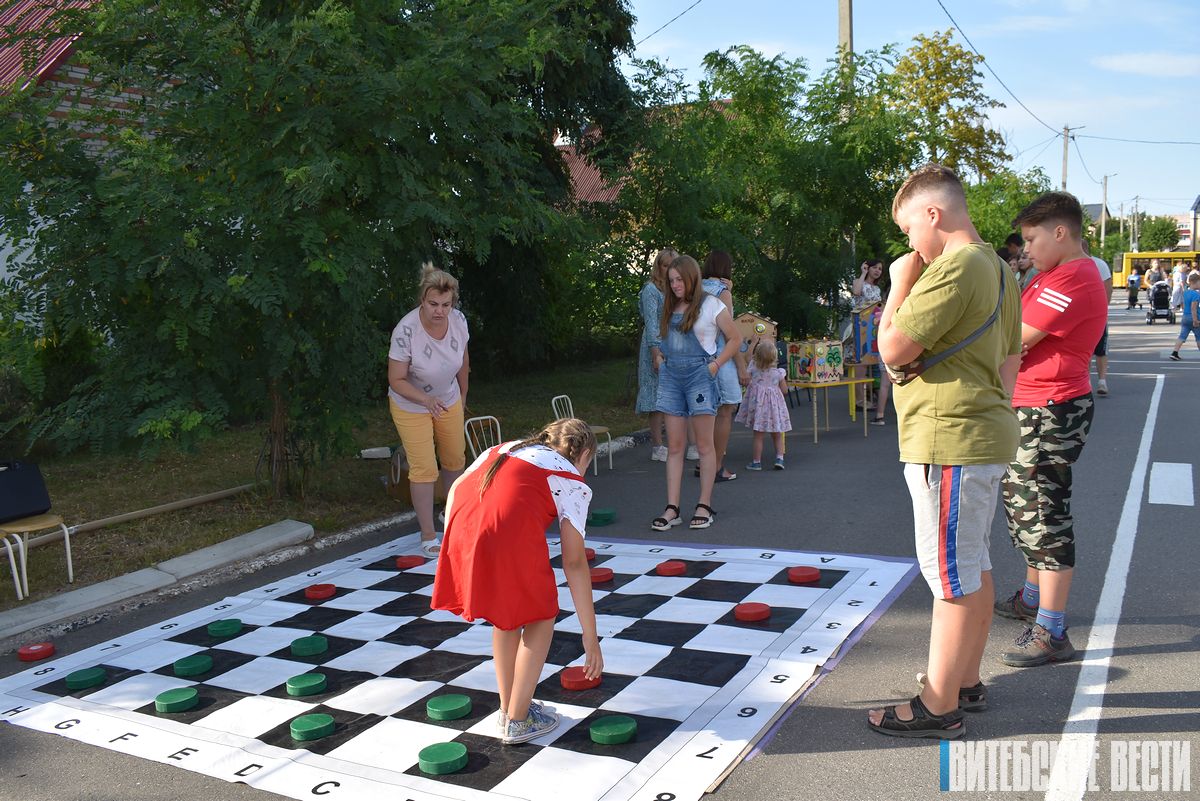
xmin=1 ymin=0 xmax=93 ymax=92
xmin=558 ymin=143 xmax=621 ymax=205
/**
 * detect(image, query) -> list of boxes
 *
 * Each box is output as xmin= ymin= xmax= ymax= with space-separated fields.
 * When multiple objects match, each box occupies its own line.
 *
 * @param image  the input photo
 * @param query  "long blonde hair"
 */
xmin=659 ymin=255 xmax=706 ymax=339
xmin=417 ymin=261 xmax=459 ymax=305
xmin=478 ymin=418 xmax=597 ymax=497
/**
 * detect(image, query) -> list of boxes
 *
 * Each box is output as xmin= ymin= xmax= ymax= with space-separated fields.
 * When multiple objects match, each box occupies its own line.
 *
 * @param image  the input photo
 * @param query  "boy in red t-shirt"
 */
xmin=997 ymin=192 xmax=1107 ymax=667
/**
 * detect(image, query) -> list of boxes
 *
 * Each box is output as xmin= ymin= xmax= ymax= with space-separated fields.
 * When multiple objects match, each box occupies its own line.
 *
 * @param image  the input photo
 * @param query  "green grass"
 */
xmin=1 ymin=357 xmax=644 ymax=611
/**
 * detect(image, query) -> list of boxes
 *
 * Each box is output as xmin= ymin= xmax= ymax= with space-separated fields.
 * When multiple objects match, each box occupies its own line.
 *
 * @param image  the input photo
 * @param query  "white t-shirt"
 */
xmin=691 ymin=295 xmax=728 ymax=355
xmin=1090 ymin=256 xmax=1111 ymax=282
xmin=464 ymin=442 xmax=593 ymax=536
xmin=387 ymin=307 xmax=469 ymax=413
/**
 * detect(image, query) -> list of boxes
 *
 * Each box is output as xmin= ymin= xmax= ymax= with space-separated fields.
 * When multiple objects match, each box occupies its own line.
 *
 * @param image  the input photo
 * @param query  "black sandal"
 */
xmin=651 ymin=504 xmax=681 ymax=531
xmin=689 ymin=503 xmax=716 ymax=529
xmin=868 ymin=694 xmax=964 ymax=740
xmin=917 ymin=673 xmax=988 ymax=712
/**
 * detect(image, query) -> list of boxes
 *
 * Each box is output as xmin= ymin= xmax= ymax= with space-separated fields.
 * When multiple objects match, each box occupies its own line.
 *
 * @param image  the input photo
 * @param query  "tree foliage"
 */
xmin=612 ymin=47 xmax=921 ymax=337
xmin=964 ymin=167 xmax=1052 ymax=249
xmin=0 ymin=0 xmax=638 ymax=493
xmin=891 ymin=29 xmax=1008 ymax=181
xmin=1138 ymin=214 xmax=1181 ymax=252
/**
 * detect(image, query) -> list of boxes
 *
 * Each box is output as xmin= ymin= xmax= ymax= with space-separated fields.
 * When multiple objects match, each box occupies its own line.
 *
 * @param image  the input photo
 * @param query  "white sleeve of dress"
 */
xmin=546 ymin=475 xmax=593 ymax=538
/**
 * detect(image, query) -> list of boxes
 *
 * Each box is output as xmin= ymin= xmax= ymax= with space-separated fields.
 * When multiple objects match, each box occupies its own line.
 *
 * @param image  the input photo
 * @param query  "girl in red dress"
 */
xmin=432 ymin=418 xmax=604 ymax=744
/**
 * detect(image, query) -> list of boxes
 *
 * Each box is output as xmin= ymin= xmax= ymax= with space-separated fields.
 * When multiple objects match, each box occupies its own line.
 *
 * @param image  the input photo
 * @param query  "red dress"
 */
xmin=431 ymin=445 xmax=589 ymax=630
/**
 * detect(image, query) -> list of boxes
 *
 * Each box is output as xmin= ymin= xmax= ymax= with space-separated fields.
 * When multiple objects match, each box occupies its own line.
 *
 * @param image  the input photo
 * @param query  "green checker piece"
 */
xmin=290 ymin=713 xmax=336 ymax=742
xmin=426 ymin=693 xmax=472 ymax=721
xmin=590 ymin=715 xmax=637 ymax=745
xmin=207 ymin=619 xmax=243 ymax=638
xmin=155 ymin=687 xmax=199 ymax=714
xmin=65 ymin=666 xmax=107 ymax=691
xmin=290 ymin=635 xmax=328 ymax=657
xmin=173 ymin=653 xmax=213 ymax=678
xmin=587 ymin=508 xmax=616 ymax=527
xmin=418 ymin=742 xmax=468 ymax=775
xmin=286 ymin=673 xmax=328 ymax=697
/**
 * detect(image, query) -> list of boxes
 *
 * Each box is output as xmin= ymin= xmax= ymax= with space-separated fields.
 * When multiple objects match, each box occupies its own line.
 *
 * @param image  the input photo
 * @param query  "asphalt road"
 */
xmin=1 ymin=301 xmax=1196 ymax=801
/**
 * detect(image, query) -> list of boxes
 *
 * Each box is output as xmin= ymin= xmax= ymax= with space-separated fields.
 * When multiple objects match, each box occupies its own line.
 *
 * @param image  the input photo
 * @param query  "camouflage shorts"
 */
xmin=1002 ymin=394 xmax=1095 ymax=570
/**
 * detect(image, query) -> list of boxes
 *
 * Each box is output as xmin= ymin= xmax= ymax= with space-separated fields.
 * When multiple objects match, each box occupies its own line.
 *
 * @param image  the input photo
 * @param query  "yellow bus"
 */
xmin=1114 ymin=251 xmax=1199 ymax=289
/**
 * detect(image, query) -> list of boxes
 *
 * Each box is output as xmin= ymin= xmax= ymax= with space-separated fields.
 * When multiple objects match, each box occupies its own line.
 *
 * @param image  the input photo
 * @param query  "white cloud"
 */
xmin=1092 ymin=52 xmax=1200 ymax=78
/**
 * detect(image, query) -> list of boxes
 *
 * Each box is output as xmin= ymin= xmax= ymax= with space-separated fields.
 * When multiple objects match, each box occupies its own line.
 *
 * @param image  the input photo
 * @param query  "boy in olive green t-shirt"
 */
xmin=866 ymin=164 xmax=1022 ymax=741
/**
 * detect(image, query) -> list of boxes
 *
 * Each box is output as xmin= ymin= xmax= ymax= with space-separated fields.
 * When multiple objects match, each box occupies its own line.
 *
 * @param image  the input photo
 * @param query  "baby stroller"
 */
xmin=1146 ymin=281 xmax=1175 ymax=325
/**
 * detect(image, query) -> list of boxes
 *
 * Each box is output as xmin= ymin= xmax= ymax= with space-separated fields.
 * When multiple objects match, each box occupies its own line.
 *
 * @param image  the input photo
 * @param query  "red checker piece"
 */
xmin=395 ymin=555 xmax=427 ymax=570
xmin=560 ymin=665 xmax=602 ymax=691
xmin=787 ymin=566 xmax=821 ymax=584
xmin=18 ymin=642 xmax=56 ymax=662
xmin=304 ymin=583 xmax=337 ymax=601
xmin=584 ymin=547 xmax=596 ymax=563
xmin=733 ymin=602 xmax=772 ymax=622
xmin=655 ymin=560 xmax=687 ymax=577
xmin=589 ymin=566 xmax=614 ymax=585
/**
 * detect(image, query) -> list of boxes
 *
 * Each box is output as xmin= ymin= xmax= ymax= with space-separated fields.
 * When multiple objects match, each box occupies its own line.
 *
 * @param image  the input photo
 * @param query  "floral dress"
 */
xmin=735 ymin=366 xmax=792 ymax=433
xmin=636 ymin=282 xmax=664 ymax=413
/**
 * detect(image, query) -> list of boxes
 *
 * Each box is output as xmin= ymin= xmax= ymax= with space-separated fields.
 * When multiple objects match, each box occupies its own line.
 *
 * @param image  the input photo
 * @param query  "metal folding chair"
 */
xmin=464 ymin=415 xmax=503 ymax=460
xmin=550 ymin=394 xmax=612 ymax=475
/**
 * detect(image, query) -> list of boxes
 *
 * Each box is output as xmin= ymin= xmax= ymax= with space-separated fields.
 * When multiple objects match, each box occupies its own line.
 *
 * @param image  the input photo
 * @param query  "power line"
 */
xmin=1018 ymin=134 xmax=1061 ymax=171
xmin=1013 ymin=133 xmax=1059 ymax=160
xmin=1071 ymin=137 xmax=1102 ymax=185
xmin=635 ymin=0 xmax=704 ymax=47
xmin=1077 ymin=133 xmax=1200 ymax=147
xmin=934 ymin=0 xmax=1059 ymax=136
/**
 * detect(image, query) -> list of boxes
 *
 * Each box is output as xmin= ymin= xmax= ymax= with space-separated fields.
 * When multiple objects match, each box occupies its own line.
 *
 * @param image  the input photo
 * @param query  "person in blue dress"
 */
xmin=637 ymin=248 xmax=676 ymax=462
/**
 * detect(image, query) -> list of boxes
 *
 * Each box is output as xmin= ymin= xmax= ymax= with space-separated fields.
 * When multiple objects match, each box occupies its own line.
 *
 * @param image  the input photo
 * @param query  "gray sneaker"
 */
xmin=496 ymin=700 xmax=544 ymax=735
xmin=1001 ymin=624 xmax=1075 ymax=667
xmin=994 ymin=589 xmax=1038 ymax=623
xmin=502 ymin=704 xmax=559 ymax=744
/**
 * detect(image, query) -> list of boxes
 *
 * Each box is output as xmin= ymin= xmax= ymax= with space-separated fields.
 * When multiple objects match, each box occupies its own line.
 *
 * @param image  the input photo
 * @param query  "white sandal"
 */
xmin=420 ymin=538 xmax=442 ymax=558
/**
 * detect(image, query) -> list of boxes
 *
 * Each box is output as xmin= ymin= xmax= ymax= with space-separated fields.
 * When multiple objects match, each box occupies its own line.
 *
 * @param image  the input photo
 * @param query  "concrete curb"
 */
xmin=0 ymin=513 xmax=414 ymax=647
xmin=157 ymin=518 xmax=313 ymax=580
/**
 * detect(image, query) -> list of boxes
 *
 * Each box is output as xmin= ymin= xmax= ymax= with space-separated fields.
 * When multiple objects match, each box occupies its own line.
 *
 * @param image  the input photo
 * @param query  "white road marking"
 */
xmin=1148 ymin=462 xmax=1195 ymax=506
xmin=1044 ymin=374 xmax=1164 ymax=801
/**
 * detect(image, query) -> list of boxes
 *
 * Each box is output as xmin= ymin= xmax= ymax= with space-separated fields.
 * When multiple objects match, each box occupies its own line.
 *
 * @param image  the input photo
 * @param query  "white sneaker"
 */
xmin=650 ymin=445 xmax=668 ymax=462
xmin=686 ymin=445 xmax=699 ymax=461
xmin=502 ymin=704 xmax=559 ymax=744
xmin=1096 ymin=380 xmax=1108 ymax=396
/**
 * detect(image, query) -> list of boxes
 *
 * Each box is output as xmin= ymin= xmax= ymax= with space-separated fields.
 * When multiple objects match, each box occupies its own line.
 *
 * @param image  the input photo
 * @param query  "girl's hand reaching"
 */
xmin=581 ymin=633 xmax=604 ymax=680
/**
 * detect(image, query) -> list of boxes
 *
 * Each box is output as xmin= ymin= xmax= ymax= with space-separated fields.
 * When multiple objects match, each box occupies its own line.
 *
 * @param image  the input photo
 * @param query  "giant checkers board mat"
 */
xmin=0 ymin=534 xmax=915 ymax=801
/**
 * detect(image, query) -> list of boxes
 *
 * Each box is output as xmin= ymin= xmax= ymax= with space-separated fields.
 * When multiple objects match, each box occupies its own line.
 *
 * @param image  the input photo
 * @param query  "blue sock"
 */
xmin=1035 ymin=608 xmax=1066 ymax=639
xmin=1021 ymin=580 xmax=1040 ymax=608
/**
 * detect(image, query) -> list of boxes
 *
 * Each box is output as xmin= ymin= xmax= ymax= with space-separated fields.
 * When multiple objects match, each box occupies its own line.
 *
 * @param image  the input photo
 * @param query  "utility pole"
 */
xmin=1119 ymin=202 xmax=1124 ymax=237
xmin=1131 ymin=196 xmax=1140 ymax=252
xmin=1061 ymin=125 xmax=1084 ymax=190
xmin=839 ymin=0 xmax=853 ymax=59
xmin=1100 ymin=174 xmax=1116 ymax=247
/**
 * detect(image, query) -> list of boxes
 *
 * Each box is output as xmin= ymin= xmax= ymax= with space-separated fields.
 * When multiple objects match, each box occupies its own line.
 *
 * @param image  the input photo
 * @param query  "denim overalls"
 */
xmin=655 ymin=310 xmax=719 ymax=417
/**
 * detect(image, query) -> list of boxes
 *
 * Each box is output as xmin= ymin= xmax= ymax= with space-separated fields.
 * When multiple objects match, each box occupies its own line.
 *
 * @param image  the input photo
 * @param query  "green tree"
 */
xmin=964 ymin=167 xmax=1052 ymax=249
xmin=0 ymin=0 xmax=638 ymax=494
xmin=891 ymin=29 xmax=1009 ymax=181
xmin=613 ymin=46 xmax=919 ymax=337
xmin=1139 ymin=215 xmax=1181 ymax=252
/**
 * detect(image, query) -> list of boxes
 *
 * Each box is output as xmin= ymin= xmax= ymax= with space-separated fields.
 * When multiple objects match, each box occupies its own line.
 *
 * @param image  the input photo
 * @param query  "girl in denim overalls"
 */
xmin=651 ymin=255 xmax=741 ymax=530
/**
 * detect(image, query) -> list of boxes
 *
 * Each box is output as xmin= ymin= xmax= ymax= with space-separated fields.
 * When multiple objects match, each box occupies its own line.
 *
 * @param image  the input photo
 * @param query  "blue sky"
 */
xmin=625 ymin=0 xmax=1200 ymax=223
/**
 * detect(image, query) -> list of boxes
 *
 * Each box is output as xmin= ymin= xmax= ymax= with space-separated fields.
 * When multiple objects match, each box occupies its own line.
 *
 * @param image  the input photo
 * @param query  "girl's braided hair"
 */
xmin=478 ymin=417 xmax=597 ymax=496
